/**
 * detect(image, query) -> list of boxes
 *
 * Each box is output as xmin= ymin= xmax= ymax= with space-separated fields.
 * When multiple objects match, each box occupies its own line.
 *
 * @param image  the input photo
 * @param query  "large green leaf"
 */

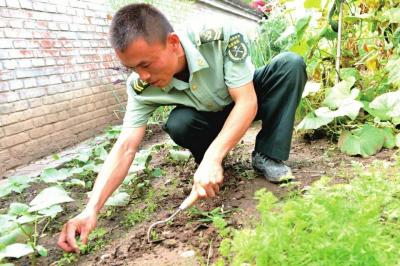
xmin=396 ymin=133 xmax=400 ymax=147
xmin=296 ymin=112 xmax=334 ymax=130
xmin=381 ymin=8 xmax=400 ymax=23
xmin=302 ymin=81 xmax=321 ymax=98
xmin=0 ymin=225 xmax=32 ymax=248
xmin=338 ymin=125 xmax=385 ymax=157
xmin=40 ymin=168 xmax=71 ymax=183
xmin=8 ymin=203 xmax=29 ymax=216
xmin=381 ymin=128 xmax=396 ymax=149
xmin=369 ymin=90 xmax=400 ymax=120
xmin=29 ymin=186 xmax=74 ymax=212
xmin=0 ymin=176 xmax=33 ymax=198
xmin=105 ymin=192 xmax=130 ymax=207
xmin=128 ymin=149 xmax=152 ymax=173
xmin=315 ymin=100 xmax=363 ymax=120
xmin=323 ymin=77 xmax=358 ymax=109
xmin=169 ymin=150 xmax=191 ymax=162
xmin=295 ymin=15 xmax=311 ymax=40
xmin=304 ymin=0 xmax=321 ymax=9
xmin=38 ymin=205 xmax=63 ymax=218
xmin=290 ymin=40 xmax=308 ymax=57
xmin=386 ymin=57 xmax=400 ymax=88
xmin=94 ymin=146 xmax=108 ymax=161
xmin=0 ymin=215 xmax=18 ymax=234
xmin=0 ymin=243 xmax=34 ymax=259
xmin=362 ymin=101 xmax=391 ymax=120
xmin=340 ymin=68 xmax=361 ymax=82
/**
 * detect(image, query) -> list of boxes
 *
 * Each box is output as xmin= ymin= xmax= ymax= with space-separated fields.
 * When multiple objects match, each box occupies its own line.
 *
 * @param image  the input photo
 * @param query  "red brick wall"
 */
xmin=0 ymin=0 xmax=260 ymax=176
xmin=0 ymin=0 xmax=126 ymax=176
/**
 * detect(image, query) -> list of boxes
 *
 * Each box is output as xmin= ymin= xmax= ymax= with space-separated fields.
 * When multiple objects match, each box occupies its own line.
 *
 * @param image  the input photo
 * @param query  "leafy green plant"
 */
xmin=0 ymin=186 xmax=73 ymax=263
xmin=188 ymin=206 xmax=234 ymax=223
xmin=0 ymin=176 xmax=34 ymax=199
xmin=218 ymin=158 xmax=400 ymax=265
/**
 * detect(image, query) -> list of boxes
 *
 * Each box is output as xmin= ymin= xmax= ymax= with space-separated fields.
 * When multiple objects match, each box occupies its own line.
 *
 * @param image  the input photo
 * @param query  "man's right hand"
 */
xmin=58 ymin=209 xmax=98 ymax=253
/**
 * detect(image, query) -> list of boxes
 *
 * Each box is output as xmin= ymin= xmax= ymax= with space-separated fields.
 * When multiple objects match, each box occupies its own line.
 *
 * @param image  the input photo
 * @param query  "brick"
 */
xmin=0 ymin=39 xmax=13 ymax=48
xmin=19 ymin=87 xmax=46 ymax=99
xmin=8 ymin=49 xmax=35 ymax=59
xmin=31 ymin=58 xmax=45 ymax=67
xmin=45 ymin=58 xmax=56 ymax=66
xmin=0 ymin=18 xmax=8 ymax=27
xmin=0 ymin=81 xmax=10 ymax=92
xmin=51 ymin=130 xmax=76 ymax=147
xmin=31 ymin=11 xmax=52 ymax=21
xmin=32 ymin=2 xmax=56 ymax=13
xmin=8 ymin=79 xmax=23 ymax=89
xmin=49 ymin=102 xmax=70 ymax=113
xmin=0 ymin=91 xmax=19 ymax=103
xmin=23 ymin=78 xmax=37 ymax=88
xmin=48 ymin=75 xmax=61 ymax=85
xmin=1 ymin=109 xmax=32 ymax=126
xmin=30 ymin=105 xmax=50 ymax=118
xmin=0 ymin=132 xmax=30 ymax=149
xmin=56 ymin=5 xmax=66 ymax=13
xmin=74 ymin=8 xmax=84 ymax=17
xmin=69 ymin=0 xmax=87 ymax=9
xmin=15 ymin=68 xmax=43 ymax=78
xmin=26 ymin=98 xmax=41 ymax=110
xmin=3 ymin=59 xmax=17 ymax=69
xmin=29 ymin=124 xmax=54 ymax=139
xmin=23 ymin=21 xmax=35 ymax=28
xmin=0 ymin=0 xmax=5 ymax=7
xmin=9 ymin=19 xmax=23 ymax=28
xmin=32 ymin=116 xmax=46 ymax=127
xmin=18 ymin=59 xmax=32 ymax=68
xmin=14 ymin=40 xmax=38 ymax=48
xmin=45 ymin=111 xmax=68 ymax=124
xmin=6 ymin=0 xmax=20 ymax=8
xmin=57 ymin=22 xmax=69 ymax=31
xmin=53 ymin=118 xmax=75 ymax=131
xmin=0 ymin=70 xmax=14 ymax=81
xmin=4 ymin=120 xmax=34 ymax=136
xmin=1 ymin=100 xmax=29 ymax=114
xmin=19 ymin=0 xmax=33 ymax=10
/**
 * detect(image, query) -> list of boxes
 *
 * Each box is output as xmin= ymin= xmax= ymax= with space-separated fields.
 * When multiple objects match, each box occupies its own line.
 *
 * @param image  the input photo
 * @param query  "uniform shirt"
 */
xmin=122 ymin=24 xmax=256 ymax=128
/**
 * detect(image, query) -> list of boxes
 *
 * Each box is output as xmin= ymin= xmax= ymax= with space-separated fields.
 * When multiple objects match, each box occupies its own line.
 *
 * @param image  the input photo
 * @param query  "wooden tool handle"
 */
xmin=179 ymin=189 xmax=198 ymax=210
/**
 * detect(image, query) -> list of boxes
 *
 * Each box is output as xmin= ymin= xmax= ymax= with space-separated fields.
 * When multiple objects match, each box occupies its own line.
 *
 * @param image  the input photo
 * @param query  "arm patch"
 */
xmin=226 ymin=33 xmax=249 ymax=63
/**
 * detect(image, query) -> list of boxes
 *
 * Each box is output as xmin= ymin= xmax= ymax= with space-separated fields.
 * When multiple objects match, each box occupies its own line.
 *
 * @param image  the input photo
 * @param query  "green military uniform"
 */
xmin=123 ymin=24 xmax=255 ymax=127
xmin=123 ymin=24 xmax=307 ymax=163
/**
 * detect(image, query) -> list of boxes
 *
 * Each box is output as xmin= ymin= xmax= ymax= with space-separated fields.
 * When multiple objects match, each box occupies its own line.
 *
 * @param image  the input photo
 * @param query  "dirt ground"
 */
xmin=7 ymin=122 xmax=398 ymax=266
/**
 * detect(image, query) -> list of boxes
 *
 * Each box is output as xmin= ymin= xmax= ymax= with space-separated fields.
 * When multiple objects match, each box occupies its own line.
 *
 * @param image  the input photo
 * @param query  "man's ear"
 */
xmin=166 ymin=33 xmax=180 ymax=50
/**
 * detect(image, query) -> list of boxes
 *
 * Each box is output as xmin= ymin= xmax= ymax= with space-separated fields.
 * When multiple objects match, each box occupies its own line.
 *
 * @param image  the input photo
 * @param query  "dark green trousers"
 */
xmin=164 ymin=52 xmax=307 ymax=163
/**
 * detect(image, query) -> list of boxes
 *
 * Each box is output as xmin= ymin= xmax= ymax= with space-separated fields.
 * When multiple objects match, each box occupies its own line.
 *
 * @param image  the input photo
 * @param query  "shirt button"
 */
xmin=207 ymin=103 xmax=213 ymax=108
xmin=192 ymin=84 xmax=197 ymax=91
xmin=197 ymin=59 xmax=205 ymax=66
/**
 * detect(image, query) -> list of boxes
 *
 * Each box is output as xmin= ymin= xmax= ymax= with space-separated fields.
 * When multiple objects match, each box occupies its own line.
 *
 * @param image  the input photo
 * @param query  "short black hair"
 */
xmin=109 ymin=3 xmax=174 ymax=52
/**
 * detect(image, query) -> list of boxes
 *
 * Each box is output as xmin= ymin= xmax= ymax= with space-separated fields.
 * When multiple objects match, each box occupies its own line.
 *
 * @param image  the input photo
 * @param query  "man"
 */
xmin=58 ymin=3 xmax=306 ymax=253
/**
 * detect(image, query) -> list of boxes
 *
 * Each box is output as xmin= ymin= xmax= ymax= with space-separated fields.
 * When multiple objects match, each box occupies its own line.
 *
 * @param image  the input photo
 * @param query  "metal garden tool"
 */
xmin=147 ymin=190 xmax=198 ymax=243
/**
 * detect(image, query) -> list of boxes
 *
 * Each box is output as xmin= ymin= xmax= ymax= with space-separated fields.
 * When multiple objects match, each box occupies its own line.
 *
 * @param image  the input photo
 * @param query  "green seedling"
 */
xmin=188 ymin=206 xmax=234 ymax=223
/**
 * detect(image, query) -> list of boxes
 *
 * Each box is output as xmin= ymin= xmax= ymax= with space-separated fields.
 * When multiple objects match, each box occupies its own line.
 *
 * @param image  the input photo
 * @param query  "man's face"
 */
xmin=115 ymin=34 xmax=180 ymax=88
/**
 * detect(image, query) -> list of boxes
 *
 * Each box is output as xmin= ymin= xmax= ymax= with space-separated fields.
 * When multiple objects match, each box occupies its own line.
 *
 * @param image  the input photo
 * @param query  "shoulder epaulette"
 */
xmin=132 ymin=79 xmax=149 ymax=94
xmin=199 ymin=27 xmax=224 ymax=44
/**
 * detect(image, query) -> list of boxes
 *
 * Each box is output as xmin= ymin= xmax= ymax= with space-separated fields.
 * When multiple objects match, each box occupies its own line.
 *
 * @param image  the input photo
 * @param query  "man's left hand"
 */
xmin=192 ymin=160 xmax=224 ymax=198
